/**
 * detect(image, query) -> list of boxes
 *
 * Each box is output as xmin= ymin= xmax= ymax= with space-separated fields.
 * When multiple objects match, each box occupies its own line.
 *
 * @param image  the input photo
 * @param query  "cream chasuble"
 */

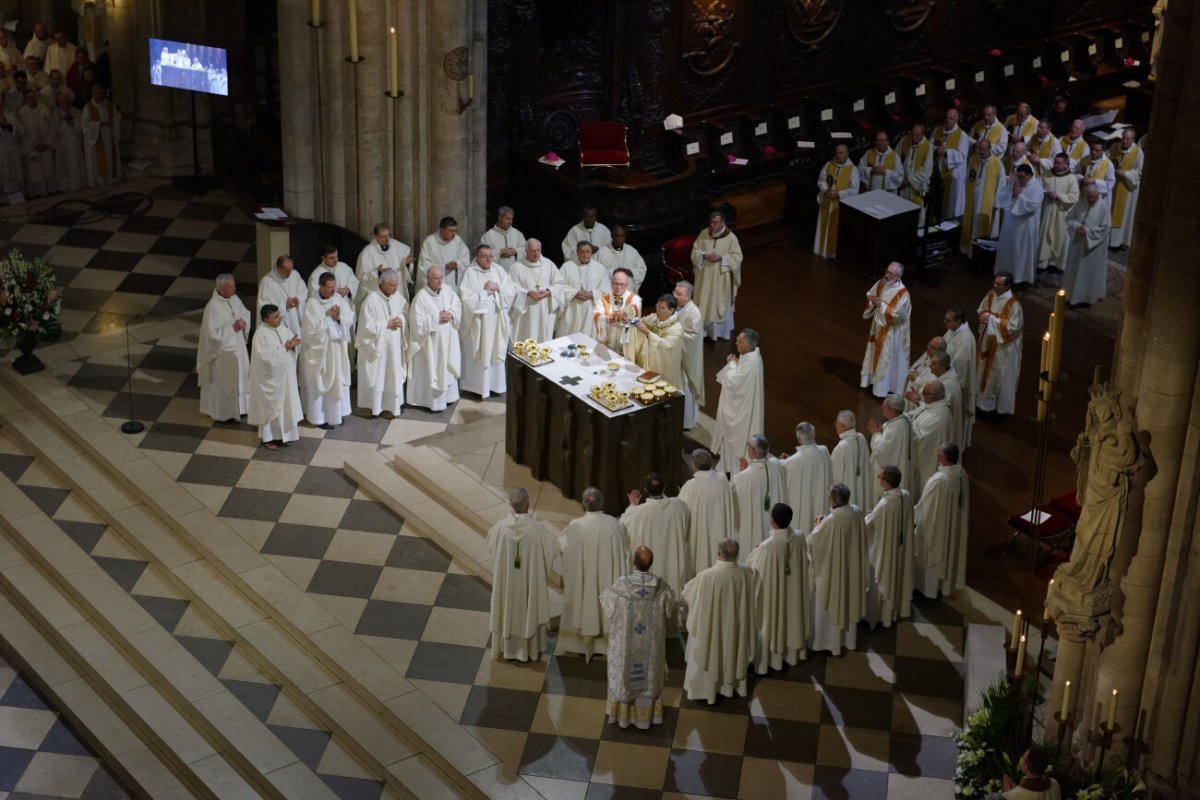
xmin=1063 ymin=197 xmax=1112 ymax=306
xmin=356 ymin=239 xmax=412 ymax=304
xmin=458 ymin=262 xmax=517 ymax=399
xmin=906 ymin=399 xmax=956 ymax=504
xmin=561 ymin=220 xmax=612 ymax=263
xmin=711 ymin=349 xmax=765 ymax=474
xmin=730 ymin=458 xmax=788 ymax=556
xmin=676 ymin=300 xmax=706 ymax=408
xmin=746 ymin=528 xmax=811 ymax=673
xmin=508 ymin=257 xmax=564 ymax=343
xmin=407 ymin=286 xmax=462 ymax=411
xmin=808 ymin=504 xmax=869 ymax=655
xmin=690 ymin=225 xmax=744 ymax=338
xmin=355 ymin=289 xmax=408 ymax=416
xmin=257 ymin=268 xmax=307 ymax=339
xmin=682 ymin=560 xmax=760 ymax=704
xmin=417 ymin=232 xmax=472 ymax=292
xmin=558 ymin=511 xmax=629 ymax=659
xmin=621 ymin=497 xmax=689 ymax=630
xmin=960 ymin=152 xmax=1004 ymax=254
xmin=488 ymin=513 xmax=561 ymax=662
xmin=783 ymin=444 xmax=832 ymax=535
xmin=914 ymin=464 xmax=970 ymax=598
xmin=480 ymin=224 xmax=527 ymax=272
xmin=860 ymin=278 xmax=911 ymax=398
xmin=248 ymin=324 xmax=302 ymax=443
xmin=626 ymin=313 xmax=684 ymax=388
xmin=869 ymin=416 xmax=912 ymax=507
xmin=601 ymin=571 xmax=676 ymax=729
xmin=197 ymin=290 xmax=251 ymax=422
xmin=1106 ymin=143 xmax=1143 ymax=248
xmin=1038 ymin=171 xmax=1081 ymax=269
xmin=975 ymin=290 xmax=1023 ymax=414
xmin=813 ymin=160 xmax=857 ymax=257
xmin=678 ymin=469 xmax=734 ymax=577
xmin=933 ymin=125 xmax=971 ymax=218
xmin=831 ymin=429 xmax=870 ymax=510
xmin=557 ymin=259 xmax=609 ymax=337
xmin=864 ymin=488 xmax=915 ymax=627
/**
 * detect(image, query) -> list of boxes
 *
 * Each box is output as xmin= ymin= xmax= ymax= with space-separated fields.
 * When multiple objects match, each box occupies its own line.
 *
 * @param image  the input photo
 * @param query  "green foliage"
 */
xmin=955 ymin=678 xmax=1029 ymax=798
xmin=0 ymin=249 xmax=63 ymax=344
xmin=1074 ymin=768 xmax=1147 ymax=800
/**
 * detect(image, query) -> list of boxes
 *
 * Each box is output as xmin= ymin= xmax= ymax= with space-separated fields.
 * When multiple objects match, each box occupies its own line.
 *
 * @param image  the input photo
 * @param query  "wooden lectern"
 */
xmin=836 ymin=190 xmax=920 ymax=277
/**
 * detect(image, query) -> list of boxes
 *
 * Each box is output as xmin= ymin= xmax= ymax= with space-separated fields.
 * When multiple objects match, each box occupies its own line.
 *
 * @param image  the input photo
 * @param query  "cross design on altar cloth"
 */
xmin=559 ymin=375 xmax=583 ymax=386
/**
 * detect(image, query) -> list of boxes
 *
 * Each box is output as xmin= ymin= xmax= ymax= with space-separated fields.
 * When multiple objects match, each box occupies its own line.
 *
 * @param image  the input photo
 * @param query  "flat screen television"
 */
xmin=149 ymin=38 xmax=228 ymax=96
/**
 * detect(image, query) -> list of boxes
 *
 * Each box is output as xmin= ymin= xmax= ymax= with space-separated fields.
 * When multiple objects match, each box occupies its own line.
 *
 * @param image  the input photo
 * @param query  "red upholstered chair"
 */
xmin=579 ymin=122 xmax=630 ymax=168
xmin=1005 ymin=503 xmax=1076 ymax=565
xmin=661 ymin=234 xmax=698 ymax=285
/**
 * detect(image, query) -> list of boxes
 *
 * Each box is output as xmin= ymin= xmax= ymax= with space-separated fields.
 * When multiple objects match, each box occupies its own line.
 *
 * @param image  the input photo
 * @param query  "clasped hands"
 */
xmin=387 ymin=316 xmax=404 ymax=330
xmin=232 ymin=319 xmax=247 ymax=332
xmin=327 ymin=305 xmax=341 ymax=320
xmin=283 ymin=335 xmax=301 ymax=351
xmin=438 ymin=309 xmax=454 ymax=323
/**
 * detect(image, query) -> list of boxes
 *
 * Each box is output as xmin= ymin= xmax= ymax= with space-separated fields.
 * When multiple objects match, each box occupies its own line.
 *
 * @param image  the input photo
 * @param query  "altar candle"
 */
xmin=1107 ymin=688 xmax=1119 ymax=729
xmin=1011 ymin=609 xmax=1023 ymax=649
xmin=388 ymin=27 xmax=398 ymax=95
xmin=1044 ymin=579 xmax=1054 ymax=620
xmin=1061 ymin=680 xmax=1071 ymax=720
xmin=1048 ymin=291 xmax=1066 ymax=379
xmin=348 ymin=0 xmax=359 ymax=61
xmin=1014 ymin=635 xmax=1027 ymax=677
xmin=311 ymin=0 xmax=320 ymax=25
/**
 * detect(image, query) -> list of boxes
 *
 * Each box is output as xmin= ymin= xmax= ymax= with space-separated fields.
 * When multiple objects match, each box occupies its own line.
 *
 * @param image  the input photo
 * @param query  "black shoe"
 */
xmin=318 ymin=423 xmax=334 ymax=430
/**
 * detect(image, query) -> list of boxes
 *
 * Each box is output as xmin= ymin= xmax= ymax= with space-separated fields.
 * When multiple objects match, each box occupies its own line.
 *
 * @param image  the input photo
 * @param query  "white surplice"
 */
xmin=730 ymin=458 xmax=787 ymax=556
xmin=864 ymin=489 xmax=915 ymax=628
xmin=993 ymin=178 xmax=1045 ymax=284
xmin=913 ymin=464 xmax=970 ymax=598
xmin=355 ymin=289 xmax=407 ymax=416
xmin=808 ymin=504 xmax=869 ymax=655
xmin=677 ymin=469 xmax=734 ymax=578
xmin=416 ymin=232 xmax=471 ymax=292
xmin=407 ymin=286 xmax=462 ymax=411
xmin=682 ymin=560 xmax=760 ymax=704
xmin=711 ymin=349 xmax=765 ymax=474
xmin=691 ymin=226 xmax=744 ymax=340
xmin=488 ymin=513 xmax=561 ymax=662
xmin=248 ymin=324 xmax=303 ymax=444
xmin=558 ymin=511 xmax=629 ymax=659
xmin=783 ymin=444 xmax=832 ymax=535
xmin=860 ymin=279 xmax=911 ymax=397
xmin=197 ymin=290 xmax=251 ymax=422
xmin=601 ymin=571 xmax=676 ymax=729
xmin=556 ymin=258 xmax=609 ymax=337
xmin=746 ymin=527 xmax=811 ymax=673
xmin=508 ymin=257 xmax=563 ymax=343
xmin=1063 ymin=197 xmax=1112 ymax=306
xmin=299 ymin=293 xmax=355 ymax=426
xmin=458 ymin=262 xmax=516 ymax=398
xmin=831 ymin=429 xmax=870 ymax=511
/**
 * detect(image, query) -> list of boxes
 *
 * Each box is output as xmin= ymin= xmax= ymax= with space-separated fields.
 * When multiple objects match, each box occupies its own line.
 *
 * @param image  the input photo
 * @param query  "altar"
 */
xmin=505 ymin=333 xmax=684 ymax=516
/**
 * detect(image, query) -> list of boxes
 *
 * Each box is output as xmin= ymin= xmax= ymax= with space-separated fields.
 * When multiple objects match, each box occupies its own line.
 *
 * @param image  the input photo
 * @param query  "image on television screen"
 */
xmin=149 ymin=38 xmax=228 ymax=96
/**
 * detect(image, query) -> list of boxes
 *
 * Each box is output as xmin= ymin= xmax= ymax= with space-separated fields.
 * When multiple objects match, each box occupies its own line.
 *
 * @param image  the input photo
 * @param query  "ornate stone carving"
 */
xmin=887 ymin=0 xmax=937 ymax=33
xmin=683 ymin=0 xmax=739 ymax=76
xmin=784 ymin=0 xmax=844 ymax=47
xmin=443 ymin=47 xmax=469 ymax=81
xmin=1051 ymin=384 xmax=1143 ymax=616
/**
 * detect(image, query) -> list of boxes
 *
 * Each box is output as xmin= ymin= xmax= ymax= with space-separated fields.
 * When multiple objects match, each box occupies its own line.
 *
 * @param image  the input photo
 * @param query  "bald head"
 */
xmin=717 ymin=538 xmax=740 ymax=563
xmin=509 ymin=487 xmax=530 ymax=513
xmin=633 ymin=546 xmax=654 ymax=572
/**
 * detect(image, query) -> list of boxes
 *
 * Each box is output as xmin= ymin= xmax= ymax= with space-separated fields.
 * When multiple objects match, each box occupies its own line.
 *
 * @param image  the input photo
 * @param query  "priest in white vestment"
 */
xmin=926 ymin=353 xmax=966 ymax=453
xmin=1076 ymin=140 xmax=1115 ymax=200
xmin=678 ymin=448 xmax=734 ymax=578
xmin=40 ymin=72 xmax=74 ymax=111
xmin=595 ymin=224 xmax=647 ymax=293
xmin=357 ymin=223 xmax=414 ymax=304
xmin=711 ymin=330 xmax=765 ymax=473
xmin=866 ymin=396 xmax=912 ymax=509
xmin=197 ymin=274 xmax=251 ymax=423
xmin=556 ymin=241 xmax=609 ymax=337
xmin=23 ymin=23 xmax=50 ymax=63
xmin=673 ymin=281 xmax=704 ymax=428
xmin=1063 ymin=186 xmax=1112 ymax=308
xmin=592 ymin=268 xmax=641 ymax=355
xmin=458 ymin=246 xmax=516 ymax=399
xmin=681 ymin=539 xmax=760 ymax=704
xmin=50 ymin=92 xmax=83 ymax=193
xmin=601 ymin=546 xmax=677 ymax=729
xmin=860 ymin=262 xmax=911 ymax=398
xmin=479 ymin=206 xmax=526 ymax=272
xmin=561 ymin=206 xmax=612 ymax=264
xmin=858 ymin=130 xmax=903 ymax=193
xmin=407 ymin=267 xmax=462 ymax=412
xmin=970 ymin=104 xmax=1010 ymax=157
xmin=558 ymin=487 xmax=629 ymax=660
xmin=1059 ymin=119 xmax=1088 ymax=170
xmin=943 ymin=307 xmax=977 ymax=446
xmin=627 ymin=294 xmax=684 ymax=388
xmin=355 ymin=270 xmax=407 ymax=417
xmin=299 ymin=273 xmax=355 ymax=428
xmin=863 ymin=466 xmax=915 ymax=628
xmin=1029 ymin=121 xmax=1063 ymax=176
xmin=898 ymin=124 xmax=934 ymax=226
xmin=488 ymin=488 xmax=561 ymax=662
xmin=813 ymin=143 xmax=858 ymax=257
xmin=43 ymin=32 xmax=77 ymax=76
xmin=416 ymin=216 xmax=471 ymax=292
xmin=1004 ymin=102 xmax=1039 ymax=145
xmin=730 ymin=435 xmax=788 ymax=557
xmin=508 ymin=239 xmax=563 ymax=344
xmin=621 ymin=474 xmax=689 ymax=632
xmin=746 ymin=504 xmax=811 ymax=673
xmin=961 ymin=139 xmax=1005 ymax=256
xmin=831 ymin=409 xmax=870 ymax=510
xmin=81 ymin=84 xmax=119 ymax=188
xmin=906 ymin=380 xmax=957 ymax=504
xmin=976 ymin=273 xmax=1023 ymax=415
xmin=993 ymin=164 xmax=1044 ymax=285
xmin=0 ymin=107 xmax=23 ymax=197
xmin=248 ymin=305 xmax=303 ymax=449
xmin=308 ymin=245 xmax=360 ymax=301
xmin=808 ymin=484 xmax=869 ymax=655
xmin=914 ymin=444 xmax=970 ymax=598
xmin=17 ymin=90 xmax=53 ymax=197
xmin=258 ymin=255 xmax=306 ymax=339
xmin=1038 ymin=153 xmax=1081 ymax=273
xmin=1106 ymin=128 xmax=1143 ymax=250
xmin=782 ymin=422 xmax=832 ymax=535
xmin=933 ymin=109 xmax=972 ymax=219
xmin=902 ymin=336 xmax=945 ymax=413
xmin=691 ymin=210 xmax=744 ymax=340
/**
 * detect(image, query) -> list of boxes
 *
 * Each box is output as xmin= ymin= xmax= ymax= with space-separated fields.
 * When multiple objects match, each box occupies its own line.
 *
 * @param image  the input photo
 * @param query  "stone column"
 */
xmin=278 ymin=0 xmax=316 ymax=220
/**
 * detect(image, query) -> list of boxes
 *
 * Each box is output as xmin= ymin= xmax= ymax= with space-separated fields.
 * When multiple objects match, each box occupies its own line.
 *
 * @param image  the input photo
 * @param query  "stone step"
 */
xmin=0 ymin=587 xmax=199 ymax=800
xmin=0 ymin=372 xmax=491 ymax=799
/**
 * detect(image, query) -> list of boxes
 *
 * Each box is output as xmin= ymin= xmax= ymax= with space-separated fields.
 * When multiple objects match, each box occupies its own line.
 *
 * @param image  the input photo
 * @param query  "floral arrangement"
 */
xmin=1074 ymin=768 xmax=1146 ymax=800
xmin=955 ymin=679 xmax=1029 ymax=798
xmin=0 ymin=249 xmax=63 ymax=345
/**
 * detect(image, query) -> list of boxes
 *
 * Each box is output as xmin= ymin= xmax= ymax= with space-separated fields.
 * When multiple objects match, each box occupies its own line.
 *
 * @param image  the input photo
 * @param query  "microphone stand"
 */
xmin=120 ymin=320 xmax=144 ymax=434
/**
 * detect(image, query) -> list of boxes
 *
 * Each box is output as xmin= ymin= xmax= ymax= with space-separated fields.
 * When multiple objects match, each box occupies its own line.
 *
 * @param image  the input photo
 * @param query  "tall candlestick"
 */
xmin=1061 ymin=680 xmax=1072 ymax=720
xmin=1107 ymin=689 xmax=1119 ymax=729
xmin=1048 ymin=291 xmax=1066 ymax=379
xmin=1010 ymin=609 xmax=1023 ymax=649
xmin=348 ymin=0 xmax=359 ymax=61
xmin=1044 ymin=578 xmax=1054 ymax=620
xmin=1014 ymin=635 xmax=1027 ymax=677
xmin=311 ymin=0 xmax=320 ymax=25
xmin=388 ymin=27 xmax=398 ymax=95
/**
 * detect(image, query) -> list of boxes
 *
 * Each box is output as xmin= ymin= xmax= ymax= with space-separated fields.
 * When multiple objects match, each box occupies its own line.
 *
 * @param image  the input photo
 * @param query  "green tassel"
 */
xmin=514 ymin=543 xmax=521 ymax=569
xmin=764 ymin=491 xmax=770 ymax=511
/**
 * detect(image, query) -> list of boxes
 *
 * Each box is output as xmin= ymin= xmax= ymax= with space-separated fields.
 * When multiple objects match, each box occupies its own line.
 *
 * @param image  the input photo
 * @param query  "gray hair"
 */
xmin=881 ymin=465 xmax=902 ymax=489
xmin=795 ymin=422 xmax=816 ymax=445
xmin=884 ymin=395 xmax=905 ymax=414
xmin=215 ymin=273 xmax=235 ymax=288
xmin=427 ymin=265 xmax=444 ymax=279
xmin=741 ymin=328 xmax=759 ymax=348
xmin=887 ymin=261 xmax=904 ymax=277
xmin=691 ymin=447 xmax=714 ymax=471
xmin=1086 ymin=184 xmax=1101 ymax=198
xmin=717 ymin=538 xmax=739 ymax=561
xmin=749 ymin=434 xmax=769 ymax=458
xmin=509 ymin=487 xmax=530 ymax=513
xmin=922 ymin=379 xmax=946 ymax=401
xmin=379 ymin=269 xmax=401 ymax=286
xmin=932 ymin=352 xmax=951 ymax=370
xmin=581 ymin=486 xmax=604 ymax=512
xmin=941 ymin=442 xmax=961 ymax=464
xmin=836 ymin=409 xmax=856 ymax=429
xmin=497 ymin=205 xmax=514 ymax=217
xmin=675 ymin=280 xmax=694 ymax=298
xmin=830 ymin=483 xmax=851 ymax=507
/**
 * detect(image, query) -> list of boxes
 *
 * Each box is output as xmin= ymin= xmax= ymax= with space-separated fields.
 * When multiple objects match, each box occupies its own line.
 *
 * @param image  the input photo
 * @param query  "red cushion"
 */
xmin=1007 ymin=508 xmax=1073 ymax=539
xmin=1048 ymin=492 xmax=1082 ymax=521
xmin=581 ymin=149 xmax=629 ymax=165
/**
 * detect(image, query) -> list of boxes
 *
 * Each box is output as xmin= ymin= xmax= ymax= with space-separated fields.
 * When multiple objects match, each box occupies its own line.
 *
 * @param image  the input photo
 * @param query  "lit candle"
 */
xmin=1044 ymin=578 xmax=1054 ymax=620
xmin=468 ymin=72 xmax=474 ymax=100
xmin=1107 ymin=688 xmax=1119 ymax=729
xmin=1061 ymin=680 xmax=1071 ymax=720
xmin=1011 ymin=609 xmax=1023 ymax=650
xmin=311 ymin=0 xmax=320 ymax=25
xmin=1014 ymin=635 xmax=1027 ymax=677
xmin=348 ymin=0 xmax=359 ymax=61
xmin=1048 ymin=290 xmax=1066 ymax=379
xmin=388 ymin=27 xmax=398 ymax=96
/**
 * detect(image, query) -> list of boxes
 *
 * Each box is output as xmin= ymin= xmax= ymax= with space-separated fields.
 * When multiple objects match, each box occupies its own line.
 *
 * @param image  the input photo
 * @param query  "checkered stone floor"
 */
xmin=2 ymin=177 xmax=967 ymax=799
